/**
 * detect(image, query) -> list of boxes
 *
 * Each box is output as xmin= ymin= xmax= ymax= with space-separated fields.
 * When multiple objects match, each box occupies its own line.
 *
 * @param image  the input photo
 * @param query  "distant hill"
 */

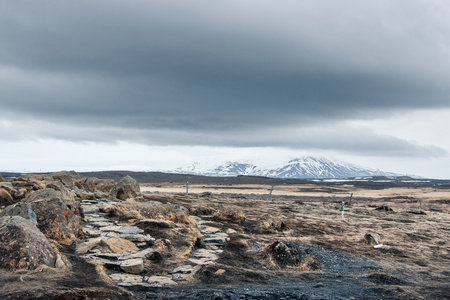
xmin=173 ymin=156 xmax=399 ymax=179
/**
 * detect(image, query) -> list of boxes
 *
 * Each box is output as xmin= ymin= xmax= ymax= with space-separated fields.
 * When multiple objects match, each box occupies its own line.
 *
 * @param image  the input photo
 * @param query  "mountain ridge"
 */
xmin=172 ymin=156 xmax=400 ymax=179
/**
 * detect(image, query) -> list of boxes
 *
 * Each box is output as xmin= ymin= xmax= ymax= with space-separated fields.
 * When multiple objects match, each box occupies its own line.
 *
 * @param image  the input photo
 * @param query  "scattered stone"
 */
xmin=109 ymin=273 xmax=145 ymax=284
xmin=365 ymin=233 xmax=382 ymax=246
xmin=77 ymin=237 xmax=103 ymax=254
xmin=409 ymin=210 xmax=427 ymax=215
xmin=225 ymin=228 xmax=237 ymax=234
xmin=0 ymin=202 xmax=37 ymax=225
xmin=120 ymin=258 xmax=144 ymax=274
xmin=0 ymin=216 xmax=57 ymax=270
xmin=214 ymin=269 xmax=226 ymax=275
xmin=0 ymin=173 xmax=4 ymax=182
xmin=375 ymin=206 xmax=394 ymax=212
xmin=117 ymin=233 xmax=155 ymax=242
xmin=0 ymin=188 xmax=14 ymax=206
xmin=192 ymin=249 xmax=220 ymax=260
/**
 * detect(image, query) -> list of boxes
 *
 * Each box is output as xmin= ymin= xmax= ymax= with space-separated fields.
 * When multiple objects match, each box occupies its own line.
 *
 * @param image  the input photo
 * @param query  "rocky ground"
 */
xmin=0 ymin=171 xmax=449 ymax=299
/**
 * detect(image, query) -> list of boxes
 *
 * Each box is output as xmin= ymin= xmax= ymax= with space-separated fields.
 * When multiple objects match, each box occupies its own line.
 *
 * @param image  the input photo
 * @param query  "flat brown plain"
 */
xmin=141 ymin=181 xmax=450 ymax=299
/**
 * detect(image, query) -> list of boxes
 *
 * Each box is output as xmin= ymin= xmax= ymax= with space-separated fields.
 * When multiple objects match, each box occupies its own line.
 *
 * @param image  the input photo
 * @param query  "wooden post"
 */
xmin=349 ymin=193 xmax=353 ymax=205
xmin=186 ymin=181 xmax=189 ymax=196
xmin=419 ymin=201 xmax=422 ymax=211
xmin=268 ymin=185 xmax=275 ymax=201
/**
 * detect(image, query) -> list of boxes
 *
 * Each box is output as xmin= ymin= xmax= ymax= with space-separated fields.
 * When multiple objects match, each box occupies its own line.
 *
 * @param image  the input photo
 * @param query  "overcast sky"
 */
xmin=1 ymin=0 xmax=450 ymax=178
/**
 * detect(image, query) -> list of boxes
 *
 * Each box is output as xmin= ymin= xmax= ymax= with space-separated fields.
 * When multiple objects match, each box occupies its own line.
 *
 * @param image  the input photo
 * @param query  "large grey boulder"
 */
xmin=0 ymin=203 xmax=37 ymax=225
xmin=112 ymin=175 xmax=141 ymax=200
xmin=0 ymin=216 xmax=57 ymax=270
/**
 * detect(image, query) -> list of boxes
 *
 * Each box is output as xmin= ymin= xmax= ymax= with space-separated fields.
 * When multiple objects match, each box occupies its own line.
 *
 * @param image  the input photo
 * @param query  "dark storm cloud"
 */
xmin=1 ymin=0 xmax=449 ymax=155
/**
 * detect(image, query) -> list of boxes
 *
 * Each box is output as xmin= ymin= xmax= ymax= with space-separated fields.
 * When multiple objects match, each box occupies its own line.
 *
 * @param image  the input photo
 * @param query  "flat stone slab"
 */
xmin=91 ymin=221 xmax=117 ymax=228
xmin=187 ymin=257 xmax=215 ymax=266
xmin=117 ymin=233 xmax=155 ymax=242
xmin=192 ymin=249 xmax=220 ymax=259
xmin=82 ymin=228 xmax=101 ymax=237
xmin=110 ymin=273 xmax=145 ymax=283
xmin=203 ymin=236 xmax=229 ymax=245
xmin=100 ymin=225 xmax=143 ymax=234
xmin=120 ymin=250 xmax=149 ymax=260
xmin=171 ymin=264 xmax=202 ymax=275
xmin=145 ymin=276 xmax=178 ymax=287
xmin=121 ymin=258 xmax=144 ymax=274
xmin=200 ymin=226 xmax=221 ymax=234
xmin=81 ymin=205 xmax=100 ymax=214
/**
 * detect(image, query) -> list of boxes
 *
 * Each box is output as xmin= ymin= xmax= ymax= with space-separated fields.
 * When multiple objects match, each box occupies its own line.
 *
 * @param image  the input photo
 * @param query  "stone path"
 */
xmin=78 ymin=198 xmax=230 ymax=289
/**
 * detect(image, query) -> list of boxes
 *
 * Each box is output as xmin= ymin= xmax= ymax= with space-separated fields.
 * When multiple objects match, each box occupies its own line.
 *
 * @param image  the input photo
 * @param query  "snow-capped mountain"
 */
xmin=173 ymin=156 xmax=399 ymax=179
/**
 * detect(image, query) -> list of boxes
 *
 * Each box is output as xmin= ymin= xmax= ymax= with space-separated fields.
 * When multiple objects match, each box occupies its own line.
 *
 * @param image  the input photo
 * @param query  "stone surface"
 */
xmin=120 ymin=258 xmax=144 ymax=274
xmin=187 ymin=257 xmax=215 ymax=266
xmin=201 ymin=226 xmax=221 ymax=234
xmin=81 ymin=205 xmax=100 ymax=214
xmin=0 ymin=216 xmax=57 ymax=270
xmin=103 ymin=236 xmax=140 ymax=253
xmin=146 ymin=276 xmax=178 ymax=287
xmin=25 ymin=189 xmax=81 ymax=240
xmin=0 ymin=202 xmax=37 ymax=225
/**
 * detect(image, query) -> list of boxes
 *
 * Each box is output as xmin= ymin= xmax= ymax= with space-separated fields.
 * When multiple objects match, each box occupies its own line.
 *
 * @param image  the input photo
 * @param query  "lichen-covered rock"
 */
xmin=112 ymin=175 xmax=141 ymax=200
xmin=0 ymin=216 xmax=57 ymax=270
xmin=0 ymin=203 xmax=37 ymax=225
xmin=24 ymin=189 xmax=80 ymax=240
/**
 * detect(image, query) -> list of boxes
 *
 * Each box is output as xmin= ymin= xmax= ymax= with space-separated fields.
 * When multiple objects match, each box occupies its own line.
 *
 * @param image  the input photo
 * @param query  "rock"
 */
xmin=171 ymin=264 xmax=202 ymax=275
xmin=120 ymin=249 xmax=150 ymax=260
xmin=135 ymin=219 xmax=176 ymax=229
xmin=187 ymin=257 xmax=214 ymax=266
xmin=77 ymin=236 xmax=140 ymax=254
xmin=117 ymin=233 xmax=155 ymax=243
xmin=76 ymin=237 xmax=103 ymax=254
xmin=24 ymin=189 xmax=80 ymax=240
xmin=375 ymin=206 xmax=394 ymax=212
xmin=145 ymin=276 xmax=178 ymax=287
xmin=120 ymin=258 xmax=144 ymax=274
xmin=109 ymin=273 xmax=145 ymax=284
xmin=51 ymin=171 xmax=83 ymax=188
xmin=0 ymin=173 xmax=4 ymax=182
xmin=112 ymin=175 xmax=141 ymax=200
xmin=214 ymin=269 xmax=226 ymax=275
xmin=0 ymin=188 xmax=14 ymax=206
xmin=201 ymin=226 xmax=221 ymax=234
xmin=192 ymin=249 xmax=220 ymax=260
xmin=81 ymin=205 xmax=100 ymax=214
xmin=0 ymin=216 xmax=57 ymax=270
xmin=365 ymin=233 xmax=382 ymax=245
xmin=0 ymin=203 xmax=38 ymax=225
xmin=77 ymin=190 xmax=96 ymax=200
xmin=225 ymin=228 xmax=237 ymax=234
xmin=102 ymin=236 xmax=140 ymax=254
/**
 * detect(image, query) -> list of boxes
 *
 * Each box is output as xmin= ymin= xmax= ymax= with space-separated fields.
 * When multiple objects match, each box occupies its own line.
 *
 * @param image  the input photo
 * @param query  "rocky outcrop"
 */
xmin=112 ymin=175 xmax=140 ymax=200
xmin=24 ymin=189 xmax=80 ymax=240
xmin=0 ymin=173 xmax=4 ymax=182
xmin=0 ymin=216 xmax=57 ymax=270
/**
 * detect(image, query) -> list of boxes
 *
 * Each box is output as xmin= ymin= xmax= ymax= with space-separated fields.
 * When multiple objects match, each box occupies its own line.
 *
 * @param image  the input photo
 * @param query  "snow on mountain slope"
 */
xmin=173 ymin=156 xmax=399 ymax=179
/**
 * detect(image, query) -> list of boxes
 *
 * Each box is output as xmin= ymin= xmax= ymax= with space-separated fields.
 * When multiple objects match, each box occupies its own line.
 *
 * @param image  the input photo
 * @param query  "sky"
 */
xmin=1 ymin=0 xmax=450 ymax=178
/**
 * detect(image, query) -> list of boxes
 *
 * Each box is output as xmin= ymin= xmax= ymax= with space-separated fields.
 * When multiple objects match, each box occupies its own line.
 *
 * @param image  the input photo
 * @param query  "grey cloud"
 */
xmin=1 ymin=0 xmax=449 ymax=156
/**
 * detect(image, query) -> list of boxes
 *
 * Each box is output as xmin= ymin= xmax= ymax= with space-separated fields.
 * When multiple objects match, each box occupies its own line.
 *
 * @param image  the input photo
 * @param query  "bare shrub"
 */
xmin=213 ymin=206 xmax=246 ymax=223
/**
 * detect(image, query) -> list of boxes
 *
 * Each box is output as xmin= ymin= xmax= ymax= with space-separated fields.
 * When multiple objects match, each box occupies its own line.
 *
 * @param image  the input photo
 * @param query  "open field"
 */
xmin=140 ymin=179 xmax=450 ymax=299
